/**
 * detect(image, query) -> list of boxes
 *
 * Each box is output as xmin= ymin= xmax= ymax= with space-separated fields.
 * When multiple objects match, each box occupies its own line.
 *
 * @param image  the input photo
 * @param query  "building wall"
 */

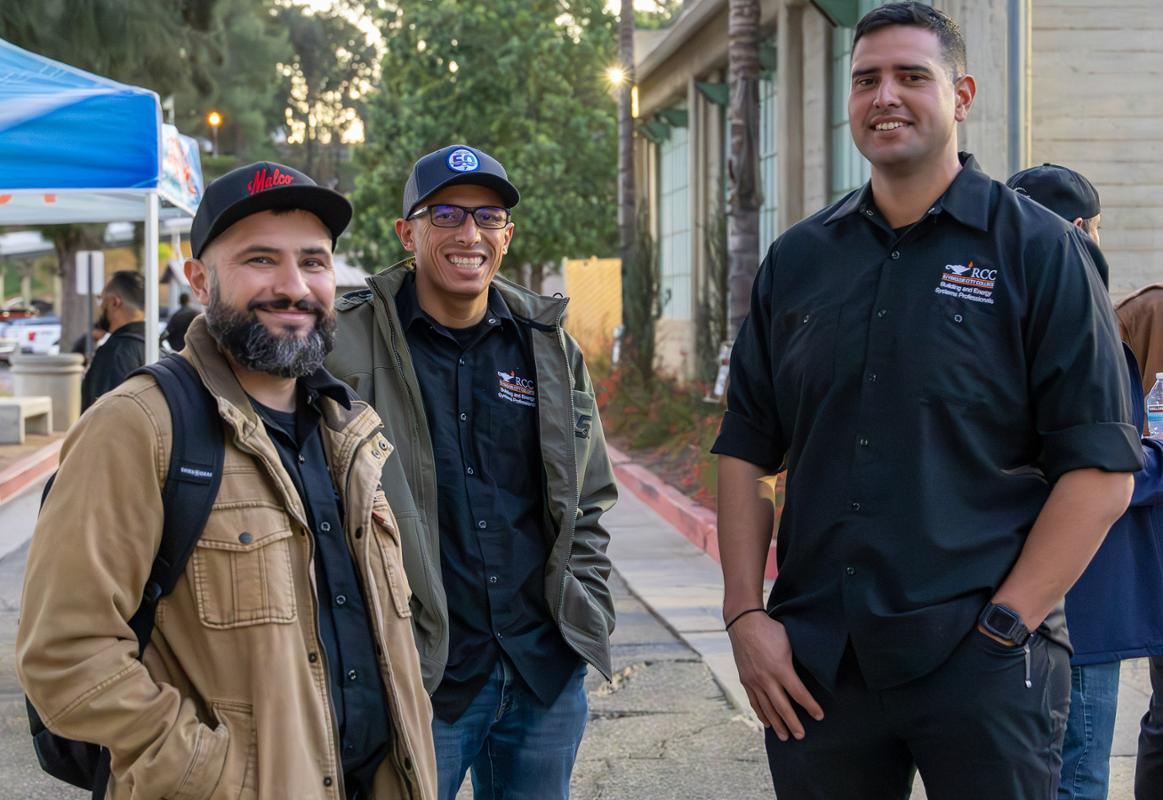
xmin=1030 ymin=0 xmax=1163 ymax=296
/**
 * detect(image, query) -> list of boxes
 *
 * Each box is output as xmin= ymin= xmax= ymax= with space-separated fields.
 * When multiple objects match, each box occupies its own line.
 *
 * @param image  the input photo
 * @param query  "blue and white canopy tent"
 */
xmin=0 ymin=37 xmax=204 ymax=362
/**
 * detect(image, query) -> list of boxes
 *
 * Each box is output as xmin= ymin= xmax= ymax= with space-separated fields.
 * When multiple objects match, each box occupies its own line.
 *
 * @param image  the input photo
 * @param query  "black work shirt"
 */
xmin=395 ymin=274 xmax=579 ymax=722
xmin=712 ymin=154 xmax=1142 ymax=692
xmin=81 ymin=320 xmax=145 ymax=410
xmin=251 ymin=371 xmax=390 ymax=791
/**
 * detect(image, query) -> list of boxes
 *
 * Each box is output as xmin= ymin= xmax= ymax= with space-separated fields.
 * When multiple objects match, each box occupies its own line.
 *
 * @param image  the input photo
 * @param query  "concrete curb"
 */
xmin=0 ymin=439 xmax=60 ymax=507
xmin=607 ymin=444 xmax=776 ymax=579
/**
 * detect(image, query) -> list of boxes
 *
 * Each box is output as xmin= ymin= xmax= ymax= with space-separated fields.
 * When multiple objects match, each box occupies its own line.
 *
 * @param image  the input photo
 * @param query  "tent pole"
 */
xmin=145 ymin=192 xmax=160 ymax=364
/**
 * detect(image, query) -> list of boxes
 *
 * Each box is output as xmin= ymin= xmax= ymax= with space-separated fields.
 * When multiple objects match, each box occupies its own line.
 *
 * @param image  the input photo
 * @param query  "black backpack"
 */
xmin=25 ymin=354 xmax=224 ymax=799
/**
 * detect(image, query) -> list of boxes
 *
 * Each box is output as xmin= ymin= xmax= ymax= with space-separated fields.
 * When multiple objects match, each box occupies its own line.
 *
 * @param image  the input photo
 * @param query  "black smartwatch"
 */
xmin=977 ymin=602 xmax=1032 ymax=646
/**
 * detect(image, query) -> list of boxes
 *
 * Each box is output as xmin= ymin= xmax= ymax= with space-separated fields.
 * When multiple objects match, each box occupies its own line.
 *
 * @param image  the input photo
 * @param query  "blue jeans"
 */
xmin=1059 ymin=662 xmax=1121 ymax=800
xmin=431 ymin=657 xmax=588 ymax=800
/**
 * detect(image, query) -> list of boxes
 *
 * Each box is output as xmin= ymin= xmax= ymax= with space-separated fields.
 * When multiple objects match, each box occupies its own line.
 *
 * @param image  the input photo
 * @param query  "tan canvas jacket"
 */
xmin=17 ymin=317 xmax=436 ymax=800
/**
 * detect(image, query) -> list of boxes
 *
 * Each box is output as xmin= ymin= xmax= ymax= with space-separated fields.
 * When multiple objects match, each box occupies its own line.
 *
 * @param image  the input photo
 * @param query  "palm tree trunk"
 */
xmin=617 ymin=0 xmax=636 ymax=340
xmin=726 ymin=0 xmax=761 ymax=338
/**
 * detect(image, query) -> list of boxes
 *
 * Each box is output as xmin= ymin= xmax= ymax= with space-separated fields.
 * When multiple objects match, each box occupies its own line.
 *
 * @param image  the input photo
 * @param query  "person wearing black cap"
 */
xmin=711 ymin=4 xmax=1140 ymax=798
xmin=327 ymin=144 xmax=617 ymax=800
xmin=18 ymin=161 xmax=437 ymax=800
xmin=1009 ymin=163 xmax=1163 ymax=800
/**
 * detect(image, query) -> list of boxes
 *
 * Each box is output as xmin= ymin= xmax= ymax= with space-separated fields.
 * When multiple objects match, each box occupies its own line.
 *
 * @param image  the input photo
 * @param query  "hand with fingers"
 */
xmin=727 ymin=613 xmax=824 ymax=740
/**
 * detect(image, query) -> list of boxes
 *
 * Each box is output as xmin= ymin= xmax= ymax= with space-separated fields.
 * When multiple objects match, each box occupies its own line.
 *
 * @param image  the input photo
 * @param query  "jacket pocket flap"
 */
xmin=197 ymin=504 xmax=294 ymax=552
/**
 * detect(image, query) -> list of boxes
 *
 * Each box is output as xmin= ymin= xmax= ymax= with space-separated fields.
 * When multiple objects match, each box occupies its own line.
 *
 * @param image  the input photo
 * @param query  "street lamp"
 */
xmin=207 ymin=110 xmax=222 ymax=157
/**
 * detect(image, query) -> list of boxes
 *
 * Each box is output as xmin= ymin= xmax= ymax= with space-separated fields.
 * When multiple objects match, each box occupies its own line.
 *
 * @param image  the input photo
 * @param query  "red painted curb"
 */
xmin=0 ymin=439 xmax=62 ymax=506
xmin=608 ymin=445 xmax=777 ymax=579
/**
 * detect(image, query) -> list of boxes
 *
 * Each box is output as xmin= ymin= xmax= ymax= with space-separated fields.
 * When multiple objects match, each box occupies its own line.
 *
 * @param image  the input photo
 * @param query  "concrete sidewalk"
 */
xmin=605 ymin=480 xmax=1152 ymax=799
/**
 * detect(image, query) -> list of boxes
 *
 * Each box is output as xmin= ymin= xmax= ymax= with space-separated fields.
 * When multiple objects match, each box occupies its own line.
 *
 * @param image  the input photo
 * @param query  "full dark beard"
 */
xmin=203 ymin=282 xmax=335 ymax=378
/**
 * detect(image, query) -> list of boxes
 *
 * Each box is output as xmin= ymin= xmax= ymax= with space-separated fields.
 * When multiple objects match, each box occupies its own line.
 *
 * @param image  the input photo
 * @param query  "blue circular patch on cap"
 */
xmin=447 ymin=148 xmax=480 ymax=173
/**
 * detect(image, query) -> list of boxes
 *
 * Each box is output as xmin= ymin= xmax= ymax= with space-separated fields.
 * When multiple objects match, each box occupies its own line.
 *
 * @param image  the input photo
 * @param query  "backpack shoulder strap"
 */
xmin=125 ymin=355 xmax=224 ymax=655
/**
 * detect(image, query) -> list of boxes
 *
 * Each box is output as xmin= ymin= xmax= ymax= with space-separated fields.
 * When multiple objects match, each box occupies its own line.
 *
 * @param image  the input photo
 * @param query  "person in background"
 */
xmin=70 ymin=317 xmax=108 ymax=365
xmin=1112 ymin=268 xmax=1163 ymax=800
xmin=165 ymin=291 xmax=200 ymax=352
xmin=80 ymin=270 xmax=145 ymax=411
xmin=1007 ymin=162 xmax=1163 ymax=800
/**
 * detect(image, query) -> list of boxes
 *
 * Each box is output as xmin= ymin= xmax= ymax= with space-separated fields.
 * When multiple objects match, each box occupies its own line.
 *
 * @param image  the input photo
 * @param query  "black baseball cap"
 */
xmin=190 ymin=161 xmax=353 ymax=258
xmin=1006 ymin=163 xmax=1101 ymax=221
xmin=402 ymin=144 xmax=520 ymax=218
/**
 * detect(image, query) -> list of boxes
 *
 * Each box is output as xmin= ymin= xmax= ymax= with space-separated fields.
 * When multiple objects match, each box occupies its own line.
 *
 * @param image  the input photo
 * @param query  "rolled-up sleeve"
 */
xmin=712 ymin=245 xmax=787 ymax=472
xmin=1026 ymin=228 xmax=1143 ymax=480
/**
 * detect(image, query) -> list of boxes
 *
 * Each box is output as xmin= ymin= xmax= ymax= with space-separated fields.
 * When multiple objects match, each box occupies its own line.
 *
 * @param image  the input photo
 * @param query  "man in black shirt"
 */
xmin=713 ymin=4 xmax=1141 ymax=798
xmin=81 ymin=270 xmax=146 ymax=411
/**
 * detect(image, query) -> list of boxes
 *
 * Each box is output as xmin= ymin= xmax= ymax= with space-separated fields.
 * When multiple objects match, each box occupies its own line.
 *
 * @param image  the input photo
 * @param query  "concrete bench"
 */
xmin=0 ymin=396 xmax=53 ymax=445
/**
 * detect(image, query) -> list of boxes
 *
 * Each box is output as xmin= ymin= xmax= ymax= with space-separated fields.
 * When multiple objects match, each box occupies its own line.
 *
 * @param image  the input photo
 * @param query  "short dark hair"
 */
xmin=179 ymin=292 xmax=191 ymax=305
xmin=853 ymin=2 xmax=967 ymax=80
xmin=105 ymin=270 xmax=145 ymax=311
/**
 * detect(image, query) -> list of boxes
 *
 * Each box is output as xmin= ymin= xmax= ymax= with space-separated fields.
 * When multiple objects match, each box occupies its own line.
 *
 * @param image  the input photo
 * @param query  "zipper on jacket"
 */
xmin=550 ymin=304 xmax=581 ymax=626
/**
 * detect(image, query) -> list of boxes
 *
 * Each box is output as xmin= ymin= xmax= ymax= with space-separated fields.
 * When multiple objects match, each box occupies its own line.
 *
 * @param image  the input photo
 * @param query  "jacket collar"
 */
xmin=367 ymin=258 xmax=569 ymax=329
xmin=824 ymin=152 xmax=991 ymax=232
xmin=394 ymin=271 xmax=517 ymax=333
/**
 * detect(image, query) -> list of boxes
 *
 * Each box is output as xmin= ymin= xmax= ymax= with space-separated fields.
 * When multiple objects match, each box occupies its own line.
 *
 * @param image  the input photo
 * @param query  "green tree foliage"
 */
xmin=172 ymin=0 xmax=292 ymax=164
xmin=349 ymin=0 xmax=617 ymax=280
xmin=278 ymin=3 xmax=377 ymax=186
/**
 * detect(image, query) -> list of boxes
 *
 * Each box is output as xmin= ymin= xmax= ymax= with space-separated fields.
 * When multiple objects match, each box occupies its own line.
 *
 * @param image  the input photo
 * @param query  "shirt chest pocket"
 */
xmin=921 ymin=298 xmax=1010 ymax=407
xmin=774 ymin=307 xmax=840 ymax=411
xmin=191 ymin=502 xmax=298 ymax=628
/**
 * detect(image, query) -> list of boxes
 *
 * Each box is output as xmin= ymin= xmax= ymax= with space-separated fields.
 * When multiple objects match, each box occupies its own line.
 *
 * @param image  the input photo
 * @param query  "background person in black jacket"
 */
xmin=164 ymin=292 xmax=199 ymax=352
xmin=81 ymin=270 xmax=146 ymax=411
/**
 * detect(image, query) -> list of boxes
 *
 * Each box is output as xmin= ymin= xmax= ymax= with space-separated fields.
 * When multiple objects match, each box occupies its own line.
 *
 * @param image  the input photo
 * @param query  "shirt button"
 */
xmin=801 ymin=313 xmax=811 ymax=325
xmin=858 ymin=437 xmax=869 ymax=447
xmin=488 ymin=317 xmax=497 ymax=324
xmin=335 ymin=594 xmax=347 ymax=606
xmin=459 ymin=412 xmax=467 ymax=421
xmin=477 ymin=520 xmax=487 ymax=529
xmin=466 ymin=466 xmax=475 ymax=476
xmin=496 ymin=631 xmax=504 ymax=640
xmin=459 ymin=357 xmax=466 ymax=366
xmin=876 ymin=309 xmax=889 ymax=319
xmin=238 ymin=532 xmax=253 ymax=544
xmin=489 ymin=575 xmax=498 ymax=584
xmin=954 ymin=314 xmax=963 ymax=323
xmin=850 ymin=502 xmax=862 ymax=512
xmin=320 ymin=521 xmax=331 ymax=533
xmin=308 ymin=652 xmax=318 ymax=663
xmin=864 ymin=209 xmax=874 ymax=217
xmin=297 ymin=454 xmax=306 ymax=464
xmin=347 ymin=669 xmax=358 ymax=681
xmin=890 ymin=250 xmax=901 ymax=260
xmin=846 ymin=567 xmax=856 ymax=575
xmin=867 ymin=372 xmax=878 ymax=383
xmin=323 ymin=776 xmax=333 ymax=788
xmin=928 ymin=206 xmax=938 ymax=215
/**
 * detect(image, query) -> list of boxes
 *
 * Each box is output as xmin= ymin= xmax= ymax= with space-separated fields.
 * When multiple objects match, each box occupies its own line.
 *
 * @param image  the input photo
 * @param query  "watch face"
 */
xmin=985 ymin=606 xmax=1017 ymax=633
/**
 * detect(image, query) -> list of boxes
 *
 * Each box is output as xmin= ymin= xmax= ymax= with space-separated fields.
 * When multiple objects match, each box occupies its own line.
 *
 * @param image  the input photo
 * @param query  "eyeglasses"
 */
xmin=407 ymin=204 xmax=511 ymax=229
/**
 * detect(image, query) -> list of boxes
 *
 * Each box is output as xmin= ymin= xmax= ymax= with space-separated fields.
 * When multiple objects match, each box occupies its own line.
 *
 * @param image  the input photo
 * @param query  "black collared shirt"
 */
xmin=395 ymin=274 xmax=579 ymax=722
xmin=251 ymin=370 xmax=390 ymax=791
xmin=712 ymin=154 xmax=1142 ymax=692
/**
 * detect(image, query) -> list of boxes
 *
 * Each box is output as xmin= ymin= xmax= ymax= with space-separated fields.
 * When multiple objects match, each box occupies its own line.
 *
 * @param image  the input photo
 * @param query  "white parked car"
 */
xmin=8 ymin=316 xmax=62 ymax=356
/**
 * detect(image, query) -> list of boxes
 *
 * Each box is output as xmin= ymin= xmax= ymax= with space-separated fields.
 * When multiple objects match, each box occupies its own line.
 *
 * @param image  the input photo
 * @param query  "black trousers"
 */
xmin=1137 ymin=655 xmax=1163 ymax=799
xmin=764 ymin=630 xmax=1070 ymax=800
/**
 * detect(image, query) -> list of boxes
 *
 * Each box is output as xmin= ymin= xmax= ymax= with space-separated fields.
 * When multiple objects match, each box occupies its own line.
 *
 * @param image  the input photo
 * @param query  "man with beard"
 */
xmin=18 ymin=162 xmax=437 ymax=800
xmin=80 ymin=270 xmax=146 ymax=411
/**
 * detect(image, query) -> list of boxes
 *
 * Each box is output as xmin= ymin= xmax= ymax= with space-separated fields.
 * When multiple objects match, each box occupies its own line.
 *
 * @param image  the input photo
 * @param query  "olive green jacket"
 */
xmin=327 ymin=261 xmax=617 ymax=691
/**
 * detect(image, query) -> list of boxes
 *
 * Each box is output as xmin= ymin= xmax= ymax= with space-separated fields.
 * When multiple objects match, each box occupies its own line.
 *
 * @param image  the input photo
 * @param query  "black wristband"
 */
xmin=725 ymin=607 xmax=767 ymax=631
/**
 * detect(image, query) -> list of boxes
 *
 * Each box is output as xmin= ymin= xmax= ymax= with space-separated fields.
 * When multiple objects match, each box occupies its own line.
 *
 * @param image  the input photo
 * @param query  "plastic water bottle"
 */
xmin=1148 ymin=373 xmax=1163 ymax=438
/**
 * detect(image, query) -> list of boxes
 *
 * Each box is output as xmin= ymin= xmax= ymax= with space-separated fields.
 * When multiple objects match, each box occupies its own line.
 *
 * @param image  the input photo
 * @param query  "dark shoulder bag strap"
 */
xmin=87 ymin=356 xmax=224 ymax=799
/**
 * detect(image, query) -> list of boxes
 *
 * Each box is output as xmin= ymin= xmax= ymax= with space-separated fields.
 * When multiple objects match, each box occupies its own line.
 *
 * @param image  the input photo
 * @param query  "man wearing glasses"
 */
xmin=327 ymin=144 xmax=617 ymax=800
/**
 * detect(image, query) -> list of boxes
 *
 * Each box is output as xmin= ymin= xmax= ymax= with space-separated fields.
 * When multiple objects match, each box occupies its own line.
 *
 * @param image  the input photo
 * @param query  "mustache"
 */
xmin=246 ymin=297 xmax=327 ymax=315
